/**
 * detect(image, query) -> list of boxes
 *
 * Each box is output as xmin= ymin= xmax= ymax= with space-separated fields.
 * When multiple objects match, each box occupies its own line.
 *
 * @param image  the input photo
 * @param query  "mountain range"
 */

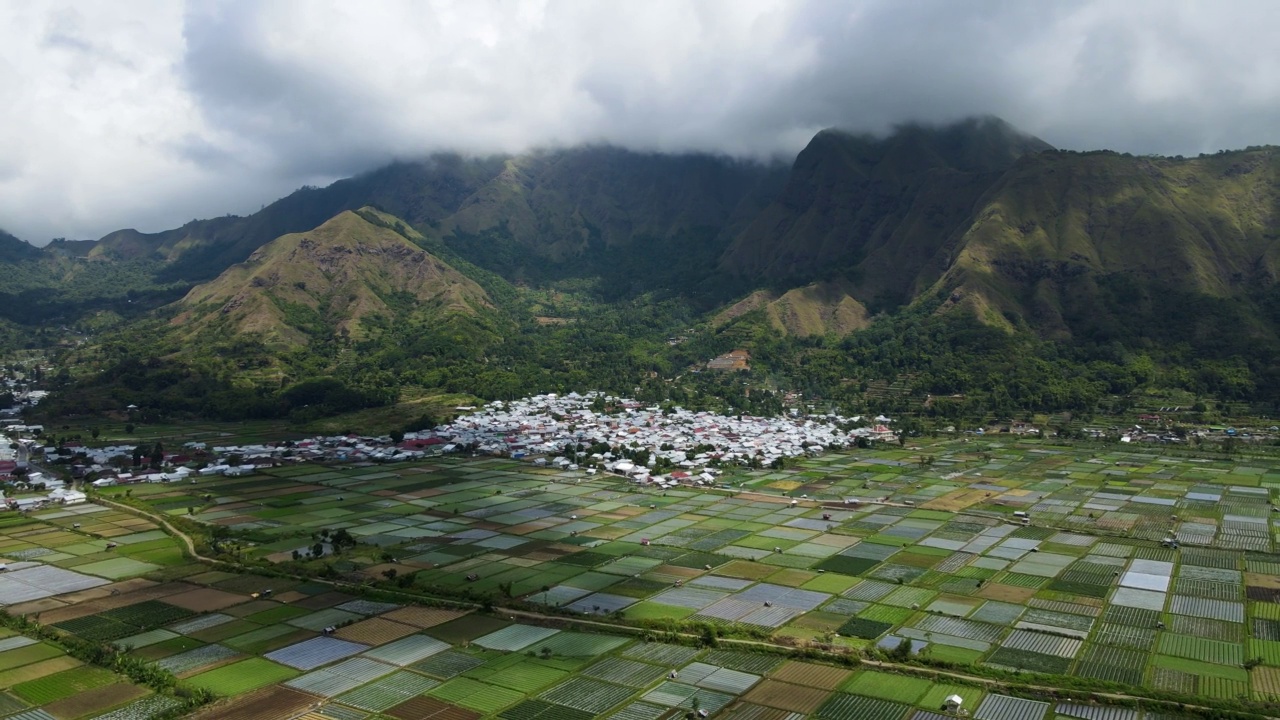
xmin=7 ymin=116 xmax=1280 ymax=419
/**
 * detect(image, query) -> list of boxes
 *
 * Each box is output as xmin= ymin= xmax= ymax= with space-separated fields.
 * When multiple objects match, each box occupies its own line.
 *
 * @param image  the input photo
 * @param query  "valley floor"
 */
xmin=4 ymin=439 xmax=1280 ymax=718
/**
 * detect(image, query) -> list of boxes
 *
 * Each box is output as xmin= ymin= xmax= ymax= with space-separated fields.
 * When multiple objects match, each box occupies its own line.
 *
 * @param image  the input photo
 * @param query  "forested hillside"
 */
xmin=10 ymin=118 xmax=1280 ymax=424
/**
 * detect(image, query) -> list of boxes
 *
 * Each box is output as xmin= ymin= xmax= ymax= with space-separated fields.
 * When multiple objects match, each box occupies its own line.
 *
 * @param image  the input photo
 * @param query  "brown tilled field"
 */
xmin=223 ymin=599 xmax=280 ymax=617
xmin=386 ymin=695 xmax=481 ymax=720
xmin=741 ymin=680 xmax=831 ymax=714
xmin=292 ymin=591 xmax=355 ymax=610
xmin=42 ymin=681 xmax=148 ymax=719
xmin=721 ymin=702 xmax=794 ymax=720
xmin=7 ymin=598 xmax=67 ymax=616
xmin=191 ymin=686 xmax=315 ymax=720
xmin=716 ymin=560 xmax=777 ymax=581
xmin=923 ymin=488 xmax=991 ymax=511
xmin=382 ymin=606 xmax=466 ymax=629
xmin=163 ymin=588 xmax=247 ymax=612
xmin=768 ymin=660 xmax=852 ymax=690
xmin=1247 ymin=573 xmax=1280 ymax=590
xmin=32 ymin=604 xmax=103 ymax=625
xmin=335 ymin=618 xmax=419 ymax=645
xmin=976 ymin=583 xmax=1036 ymax=603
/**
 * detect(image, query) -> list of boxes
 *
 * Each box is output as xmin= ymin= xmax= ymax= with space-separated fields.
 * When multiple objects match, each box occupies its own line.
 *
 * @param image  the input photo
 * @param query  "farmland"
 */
xmin=6 ymin=437 xmax=1280 ymax=716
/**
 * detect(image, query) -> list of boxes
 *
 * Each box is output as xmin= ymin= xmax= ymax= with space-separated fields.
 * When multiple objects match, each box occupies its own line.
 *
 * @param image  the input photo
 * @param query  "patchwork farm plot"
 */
xmin=10 ymin=440 xmax=1280 ymax=717
xmin=0 ymin=623 xmax=158 ymax=719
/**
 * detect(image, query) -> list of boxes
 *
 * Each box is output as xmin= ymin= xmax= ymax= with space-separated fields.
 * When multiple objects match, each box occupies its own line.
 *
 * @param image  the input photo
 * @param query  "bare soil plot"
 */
xmin=386 ymin=695 xmax=481 ymax=720
xmin=6 ymin=599 xmax=66 ymax=616
xmin=923 ymin=489 xmax=991 ymax=512
xmin=741 ymin=679 xmax=829 ymax=714
xmin=28 ymin=604 xmax=100 ymax=625
xmin=292 ymin=591 xmax=356 ymax=610
xmin=719 ymin=702 xmax=793 ymax=719
xmin=163 ymin=588 xmax=248 ymax=612
xmin=381 ymin=606 xmax=466 ymax=629
xmin=110 ymin=578 xmax=176 ymax=596
xmin=334 ymin=618 xmax=419 ymax=646
xmin=768 ymin=660 xmax=851 ymax=690
xmin=222 ymin=599 xmax=281 ymax=618
xmin=975 ymin=584 xmax=1036 ymax=603
xmin=41 ymin=681 xmax=148 ymax=720
xmin=427 ymin=615 xmax=511 ymax=645
xmin=190 ymin=685 xmax=315 ymax=720
xmin=53 ymin=579 xmax=158 ymax=607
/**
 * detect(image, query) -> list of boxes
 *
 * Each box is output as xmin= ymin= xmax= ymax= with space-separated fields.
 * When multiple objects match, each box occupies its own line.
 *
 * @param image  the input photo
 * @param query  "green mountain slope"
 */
xmin=84 ymin=149 xmax=783 ymax=294
xmin=172 ymin=208 xmax=496 ymax=351
xmin=0 ymin=228 xmax=41 ymax=264
xmin=931 ymin=148 xmax=1280 ymax=333
xmin=720 ymin=117 xmax=1053 ymax=309
xmin=713 ymin=280 xmax=870 ymax=337
xmin=441 ymin=147 xmax=785 ymax=262
xmin=85 ymin=155 xmax=508 ymax=280
xmin=26 ymin=117 xmax=1280 ymax=419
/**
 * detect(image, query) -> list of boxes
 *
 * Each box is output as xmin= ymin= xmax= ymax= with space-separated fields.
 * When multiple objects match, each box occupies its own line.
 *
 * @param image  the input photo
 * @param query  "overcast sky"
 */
xmin=4 ymin=0 xmax=1280 ymax=244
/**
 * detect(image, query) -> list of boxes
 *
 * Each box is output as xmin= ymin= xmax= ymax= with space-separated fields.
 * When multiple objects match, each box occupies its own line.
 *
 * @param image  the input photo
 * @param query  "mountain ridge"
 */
xmin=719 ymin=117 xmax=1055 ymax=308
xmin=17 ymin=117 xmax=1280 ymax=419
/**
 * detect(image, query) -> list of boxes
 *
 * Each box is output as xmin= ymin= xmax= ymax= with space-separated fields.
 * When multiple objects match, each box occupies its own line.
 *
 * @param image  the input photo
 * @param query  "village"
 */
xmin=0 ymin=393 xmax=897 ymax=510
xmin=3 ymin=372 xmax=1278 ymax=514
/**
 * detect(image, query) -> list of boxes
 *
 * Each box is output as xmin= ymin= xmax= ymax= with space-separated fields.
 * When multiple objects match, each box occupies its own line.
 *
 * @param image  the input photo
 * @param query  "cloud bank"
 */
xmin=4 ymin=0 xmax=1280 ymax=242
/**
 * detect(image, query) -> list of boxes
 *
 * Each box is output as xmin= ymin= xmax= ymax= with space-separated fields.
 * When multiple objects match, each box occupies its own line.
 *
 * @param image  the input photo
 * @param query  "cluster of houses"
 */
xmin=4 ymin=392 xmax=898 ymax=501
xmin=426 ymin=392 xmax=891 ymax=484
xmin=1 ymin=374 xmax=47 ymax=422
xmin=1082 ymin=424 xmax=1280 ymax=444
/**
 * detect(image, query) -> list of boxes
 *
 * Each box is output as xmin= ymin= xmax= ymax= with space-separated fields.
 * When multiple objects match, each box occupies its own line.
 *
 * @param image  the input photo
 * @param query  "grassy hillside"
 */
xmin=933 ymin=148 xmax=1280 ymax=332
xmin=172 ymin=207 xmax=495 ymax=350
xmin=25 ymin=119 xmax=1280 ymax=422
xmin=713 ymin=280 xmax=870 ymax=337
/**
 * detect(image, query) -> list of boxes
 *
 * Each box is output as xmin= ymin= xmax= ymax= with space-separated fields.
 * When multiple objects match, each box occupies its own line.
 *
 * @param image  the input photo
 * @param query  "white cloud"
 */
xmin=3 ymin=0 xmax=1280 ymax=243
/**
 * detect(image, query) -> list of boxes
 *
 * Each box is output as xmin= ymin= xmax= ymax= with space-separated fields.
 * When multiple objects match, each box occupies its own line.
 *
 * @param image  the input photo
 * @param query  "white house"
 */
xmin=49 ymin=488 xmax=87 ymax=505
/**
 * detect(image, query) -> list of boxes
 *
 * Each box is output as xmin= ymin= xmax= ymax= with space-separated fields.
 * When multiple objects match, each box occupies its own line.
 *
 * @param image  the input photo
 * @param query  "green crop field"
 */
xmin=429 ymin=677 xmax=524 ymax=713
xmin=1158 ymin=633 xmax=1243 ymax=666
xmin=0 ymin=643 xmax=64 ymax=672
xmin=5 ymin=440 xmax=1280 ymax=719
xmin=186 ymin=658 xmax=298 ymax=695
xmin=1151 ymin=654 xmax=1249 ymax=681
xmin=815 ymin=692 xmax=912 ymax=720
xmin=12 ymin=666 xmax=118 ymax=704
xmin=840 ymin=671 xmax=931 ymax=704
